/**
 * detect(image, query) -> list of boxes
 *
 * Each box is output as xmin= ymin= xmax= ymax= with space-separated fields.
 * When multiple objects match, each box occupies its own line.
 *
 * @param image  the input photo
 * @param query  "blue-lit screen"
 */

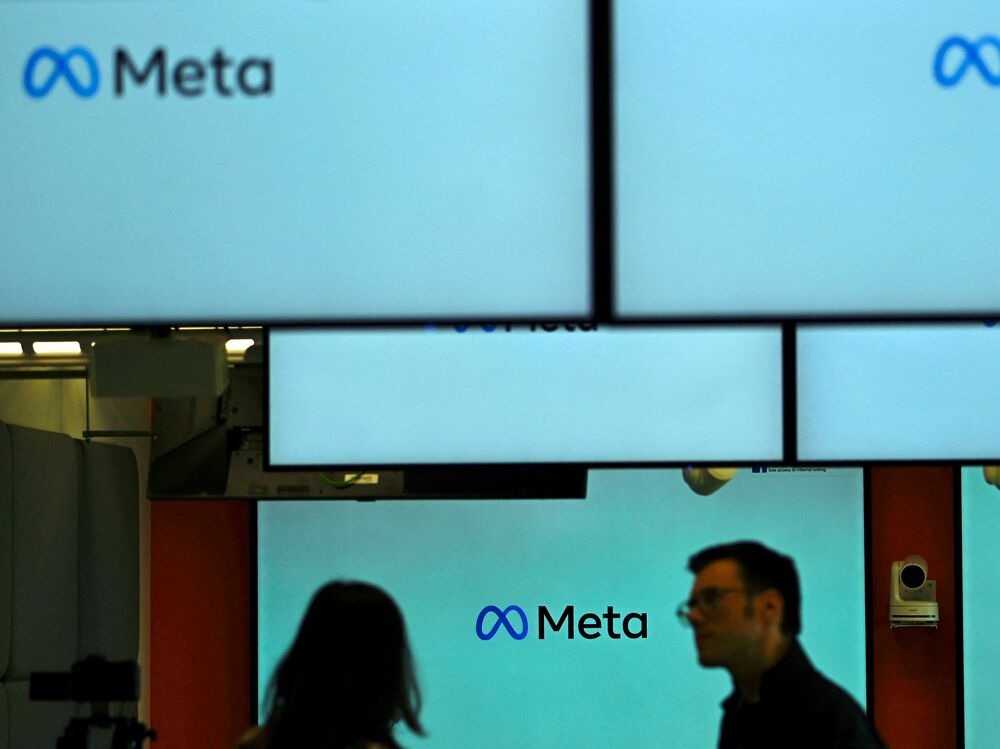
xmin=0 ymin=0 xmax=590 ymax=322
xmin=615 ymin=2 xmax=1000 ymax=317
xmin=268 ymin=325 xmax=784 ymax=466
xmin=961 ymin=466 xmax=1000 ymax=748
xmin=258 ymin=468 xmax=868 ymax=747
xmin=797 ymin=324 xmax=1000 ymax=461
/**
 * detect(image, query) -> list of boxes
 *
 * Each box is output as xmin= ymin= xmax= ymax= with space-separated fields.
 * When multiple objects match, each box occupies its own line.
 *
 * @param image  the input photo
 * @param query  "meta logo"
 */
xmin=23 ymin=46 xmax=273 ymax=98
xmin=24 ymin=46 xmax=99 ymax=98
xmin=476 ymin=605 xmax=529 ymax=641
xmin=934 ymin=35 xmax=1000 ymax=87
xmin=476 ymin=604 xmax=647 ymax=641
xmin=452 ymin=323 xmax=598 ymax=334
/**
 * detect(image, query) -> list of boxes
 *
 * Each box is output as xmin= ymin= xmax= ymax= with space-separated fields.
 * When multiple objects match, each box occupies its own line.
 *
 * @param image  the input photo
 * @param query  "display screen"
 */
xmin=615 ymin=1 xmax=1000 ymax=317
xmin=257 ymin=467 xmax=868 ymax=747
xmin=267 ymin=325 xmax=784 ymax=466
xmin=0 ymin=0 xmax=590 ymax=323
xmin=797 ymin=324 xmax=1000 ymax=460
xmin=962 ymin=465 xmax=1000 ymax=748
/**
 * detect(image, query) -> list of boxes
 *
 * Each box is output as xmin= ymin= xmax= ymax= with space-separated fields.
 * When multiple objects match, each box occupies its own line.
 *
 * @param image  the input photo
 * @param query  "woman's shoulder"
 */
xmin=235 ymin=725 xmax=267 ymax=749
xmin=235 ymin=729 xmax=397 ymax=749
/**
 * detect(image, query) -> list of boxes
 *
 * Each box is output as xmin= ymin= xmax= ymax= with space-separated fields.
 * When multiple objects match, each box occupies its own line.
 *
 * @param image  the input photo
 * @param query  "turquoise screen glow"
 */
xmin=798 ymin=325 xmax=1000 ymax=461
xmin=258 ymin=468 xmax=867 ymax=747
xmin=615 ymin=2 xmax=1000 ymax=316
xmin=961 ymin=466 xmax=1000 ymax=748
xmin=268 ymin=326 xmax=784 ymax=466
xmin=0 ymin=0 xmax=590 ymax=322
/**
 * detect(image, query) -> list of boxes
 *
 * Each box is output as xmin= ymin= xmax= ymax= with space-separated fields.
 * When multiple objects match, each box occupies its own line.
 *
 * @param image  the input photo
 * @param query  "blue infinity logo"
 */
xmin=24 ymin=46 xmax=100 ymax=98
xmin=934 ymin=35 xmax=1000 ymax=87
xmin=476 ymin=604 xmax=529 ymax=641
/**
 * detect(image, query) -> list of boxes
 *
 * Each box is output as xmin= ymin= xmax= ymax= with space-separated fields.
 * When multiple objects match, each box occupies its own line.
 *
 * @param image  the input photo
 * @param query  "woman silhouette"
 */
xmin=239 ymin=581 xmax=425 ymax=749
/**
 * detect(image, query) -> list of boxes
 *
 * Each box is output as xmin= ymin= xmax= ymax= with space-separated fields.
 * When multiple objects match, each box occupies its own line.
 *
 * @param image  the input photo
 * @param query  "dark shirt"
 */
xmin=718 ymin=640 xmax=885 ymax=749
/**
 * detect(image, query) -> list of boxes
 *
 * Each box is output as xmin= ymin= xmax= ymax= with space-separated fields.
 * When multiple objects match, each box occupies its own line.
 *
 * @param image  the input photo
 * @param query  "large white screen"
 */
xmin=268 ymin=326 xmax=784 ymax=465
xmin=257 ymin=468 xmax=868 ymax=748
xmin=615 ymin=2 xmax=1000 ymax=317
xmin=0 ymin=1 xmax=590 ymax=322
xmin=962 ymin=466 xmax=1000 ymax=748
xmin=798 ymin=324 xmax=1000 ymax=460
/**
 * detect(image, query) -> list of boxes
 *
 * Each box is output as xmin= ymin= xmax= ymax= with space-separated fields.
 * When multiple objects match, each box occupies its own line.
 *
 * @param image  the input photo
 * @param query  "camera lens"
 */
xmin=901 ymin=564 xmax=926 ymax=589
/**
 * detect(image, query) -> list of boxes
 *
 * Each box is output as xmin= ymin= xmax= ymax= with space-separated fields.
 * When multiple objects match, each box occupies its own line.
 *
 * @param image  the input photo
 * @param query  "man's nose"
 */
xmin=686 ymin=606 xmax=705 ymax=627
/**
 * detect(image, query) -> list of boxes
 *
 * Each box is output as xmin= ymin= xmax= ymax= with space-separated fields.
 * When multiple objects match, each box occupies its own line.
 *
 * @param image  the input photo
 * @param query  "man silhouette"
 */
xmin=680 ymin=541 xmax=884 ymax=748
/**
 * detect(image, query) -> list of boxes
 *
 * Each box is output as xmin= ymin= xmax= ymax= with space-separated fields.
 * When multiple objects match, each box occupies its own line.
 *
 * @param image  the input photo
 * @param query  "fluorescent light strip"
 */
xmin=0 ymin=342 xmax=23 ymax=356
xmin=32 ymin=341 xmax=82 ymax=355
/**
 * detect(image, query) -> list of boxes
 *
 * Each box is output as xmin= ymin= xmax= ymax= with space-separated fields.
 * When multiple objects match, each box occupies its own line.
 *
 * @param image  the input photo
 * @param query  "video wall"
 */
xmin=269 ymin=322 xmax=1000 ymax=466
xmin=614 ymin=1 xmax=1000 ymax=317
xmin=3 ymin=1 xmax=993 ymax=745
xmin=6 ymin=1 xmax=1000 ymax=322
xmin=797 ymin=324 xmax=1000 ymax=461
xmin=257 ymin=467 xmax=868 ymax=747
xmin=267 ymin=325 xmax=784 ymax=466
xmin=1 ymin=0 xmax=590 ymax=322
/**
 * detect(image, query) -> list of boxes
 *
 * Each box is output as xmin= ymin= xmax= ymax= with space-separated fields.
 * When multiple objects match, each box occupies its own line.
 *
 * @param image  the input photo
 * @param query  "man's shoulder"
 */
xmin=796 ymin=663 xmax=861 ymax=698
xmin=785 ymin=665 xmax=884 ymax=748
xmin=754 ymin=641 xmax=882 ymax=747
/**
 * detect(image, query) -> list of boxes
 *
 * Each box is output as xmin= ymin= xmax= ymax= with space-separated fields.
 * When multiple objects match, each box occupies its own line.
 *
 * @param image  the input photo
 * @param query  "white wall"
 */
xmin=0 ymin=378 xmax=151 ymax=723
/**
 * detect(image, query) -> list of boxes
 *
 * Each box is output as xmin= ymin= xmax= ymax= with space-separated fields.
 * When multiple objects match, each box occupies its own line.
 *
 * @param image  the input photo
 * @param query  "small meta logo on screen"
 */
xmin=440 ymin=323 xmax=598 ymax=334
xmin=934 ymin=35 xmax=1000 ymax=87
xmin=23 ymin=46 xmax=273 ymax=99
xmin=476 ymin=605 xmax=530 ymax=641
xmin=476 ymin=604 xmax=647 ymax=641
xmin=23 ymin=47 xmax=100 ymax=98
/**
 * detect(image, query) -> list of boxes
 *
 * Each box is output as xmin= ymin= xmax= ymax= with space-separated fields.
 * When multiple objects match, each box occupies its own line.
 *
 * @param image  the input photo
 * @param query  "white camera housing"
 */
xmin=889 ymin=555 xmax=938 ymax=628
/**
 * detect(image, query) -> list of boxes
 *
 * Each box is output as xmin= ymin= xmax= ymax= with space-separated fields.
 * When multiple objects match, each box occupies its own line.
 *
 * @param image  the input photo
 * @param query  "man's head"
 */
xmin=682 ymin=541 xmax=800 ymax=670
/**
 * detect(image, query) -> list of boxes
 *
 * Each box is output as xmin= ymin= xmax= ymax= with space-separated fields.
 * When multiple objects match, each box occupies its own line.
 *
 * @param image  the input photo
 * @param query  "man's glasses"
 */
xmin=676 ymin=587 xmax=749 ymax=626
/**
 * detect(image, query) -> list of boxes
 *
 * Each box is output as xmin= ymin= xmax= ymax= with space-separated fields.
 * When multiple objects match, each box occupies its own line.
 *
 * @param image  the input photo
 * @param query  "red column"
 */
xmin=150 ymin=501 xmax=252 ymax=748
xmin=870 ymin=467 xmax=958 ymax=748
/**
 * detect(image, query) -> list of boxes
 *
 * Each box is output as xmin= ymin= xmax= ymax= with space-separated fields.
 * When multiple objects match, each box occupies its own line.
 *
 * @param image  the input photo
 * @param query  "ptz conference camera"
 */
xmin=889 ymin=555 xmax=939 ymax=628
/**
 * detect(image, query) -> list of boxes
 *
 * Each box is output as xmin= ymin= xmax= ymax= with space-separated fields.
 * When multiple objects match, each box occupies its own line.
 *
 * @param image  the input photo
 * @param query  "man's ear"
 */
xmin=758 ymin=588 xmax=785 ymax=627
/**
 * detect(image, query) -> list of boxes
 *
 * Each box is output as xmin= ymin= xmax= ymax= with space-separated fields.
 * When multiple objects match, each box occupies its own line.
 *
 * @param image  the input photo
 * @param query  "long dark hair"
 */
xmin=260 ymin=581 xmax=425 ymax=748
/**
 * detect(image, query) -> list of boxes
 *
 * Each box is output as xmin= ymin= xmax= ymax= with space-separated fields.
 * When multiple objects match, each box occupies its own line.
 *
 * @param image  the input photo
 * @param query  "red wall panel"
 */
xmin=870 ymin=467 xmax=958 ymax=748
xmin=150 ymin=501 xmax=252 ymax=749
